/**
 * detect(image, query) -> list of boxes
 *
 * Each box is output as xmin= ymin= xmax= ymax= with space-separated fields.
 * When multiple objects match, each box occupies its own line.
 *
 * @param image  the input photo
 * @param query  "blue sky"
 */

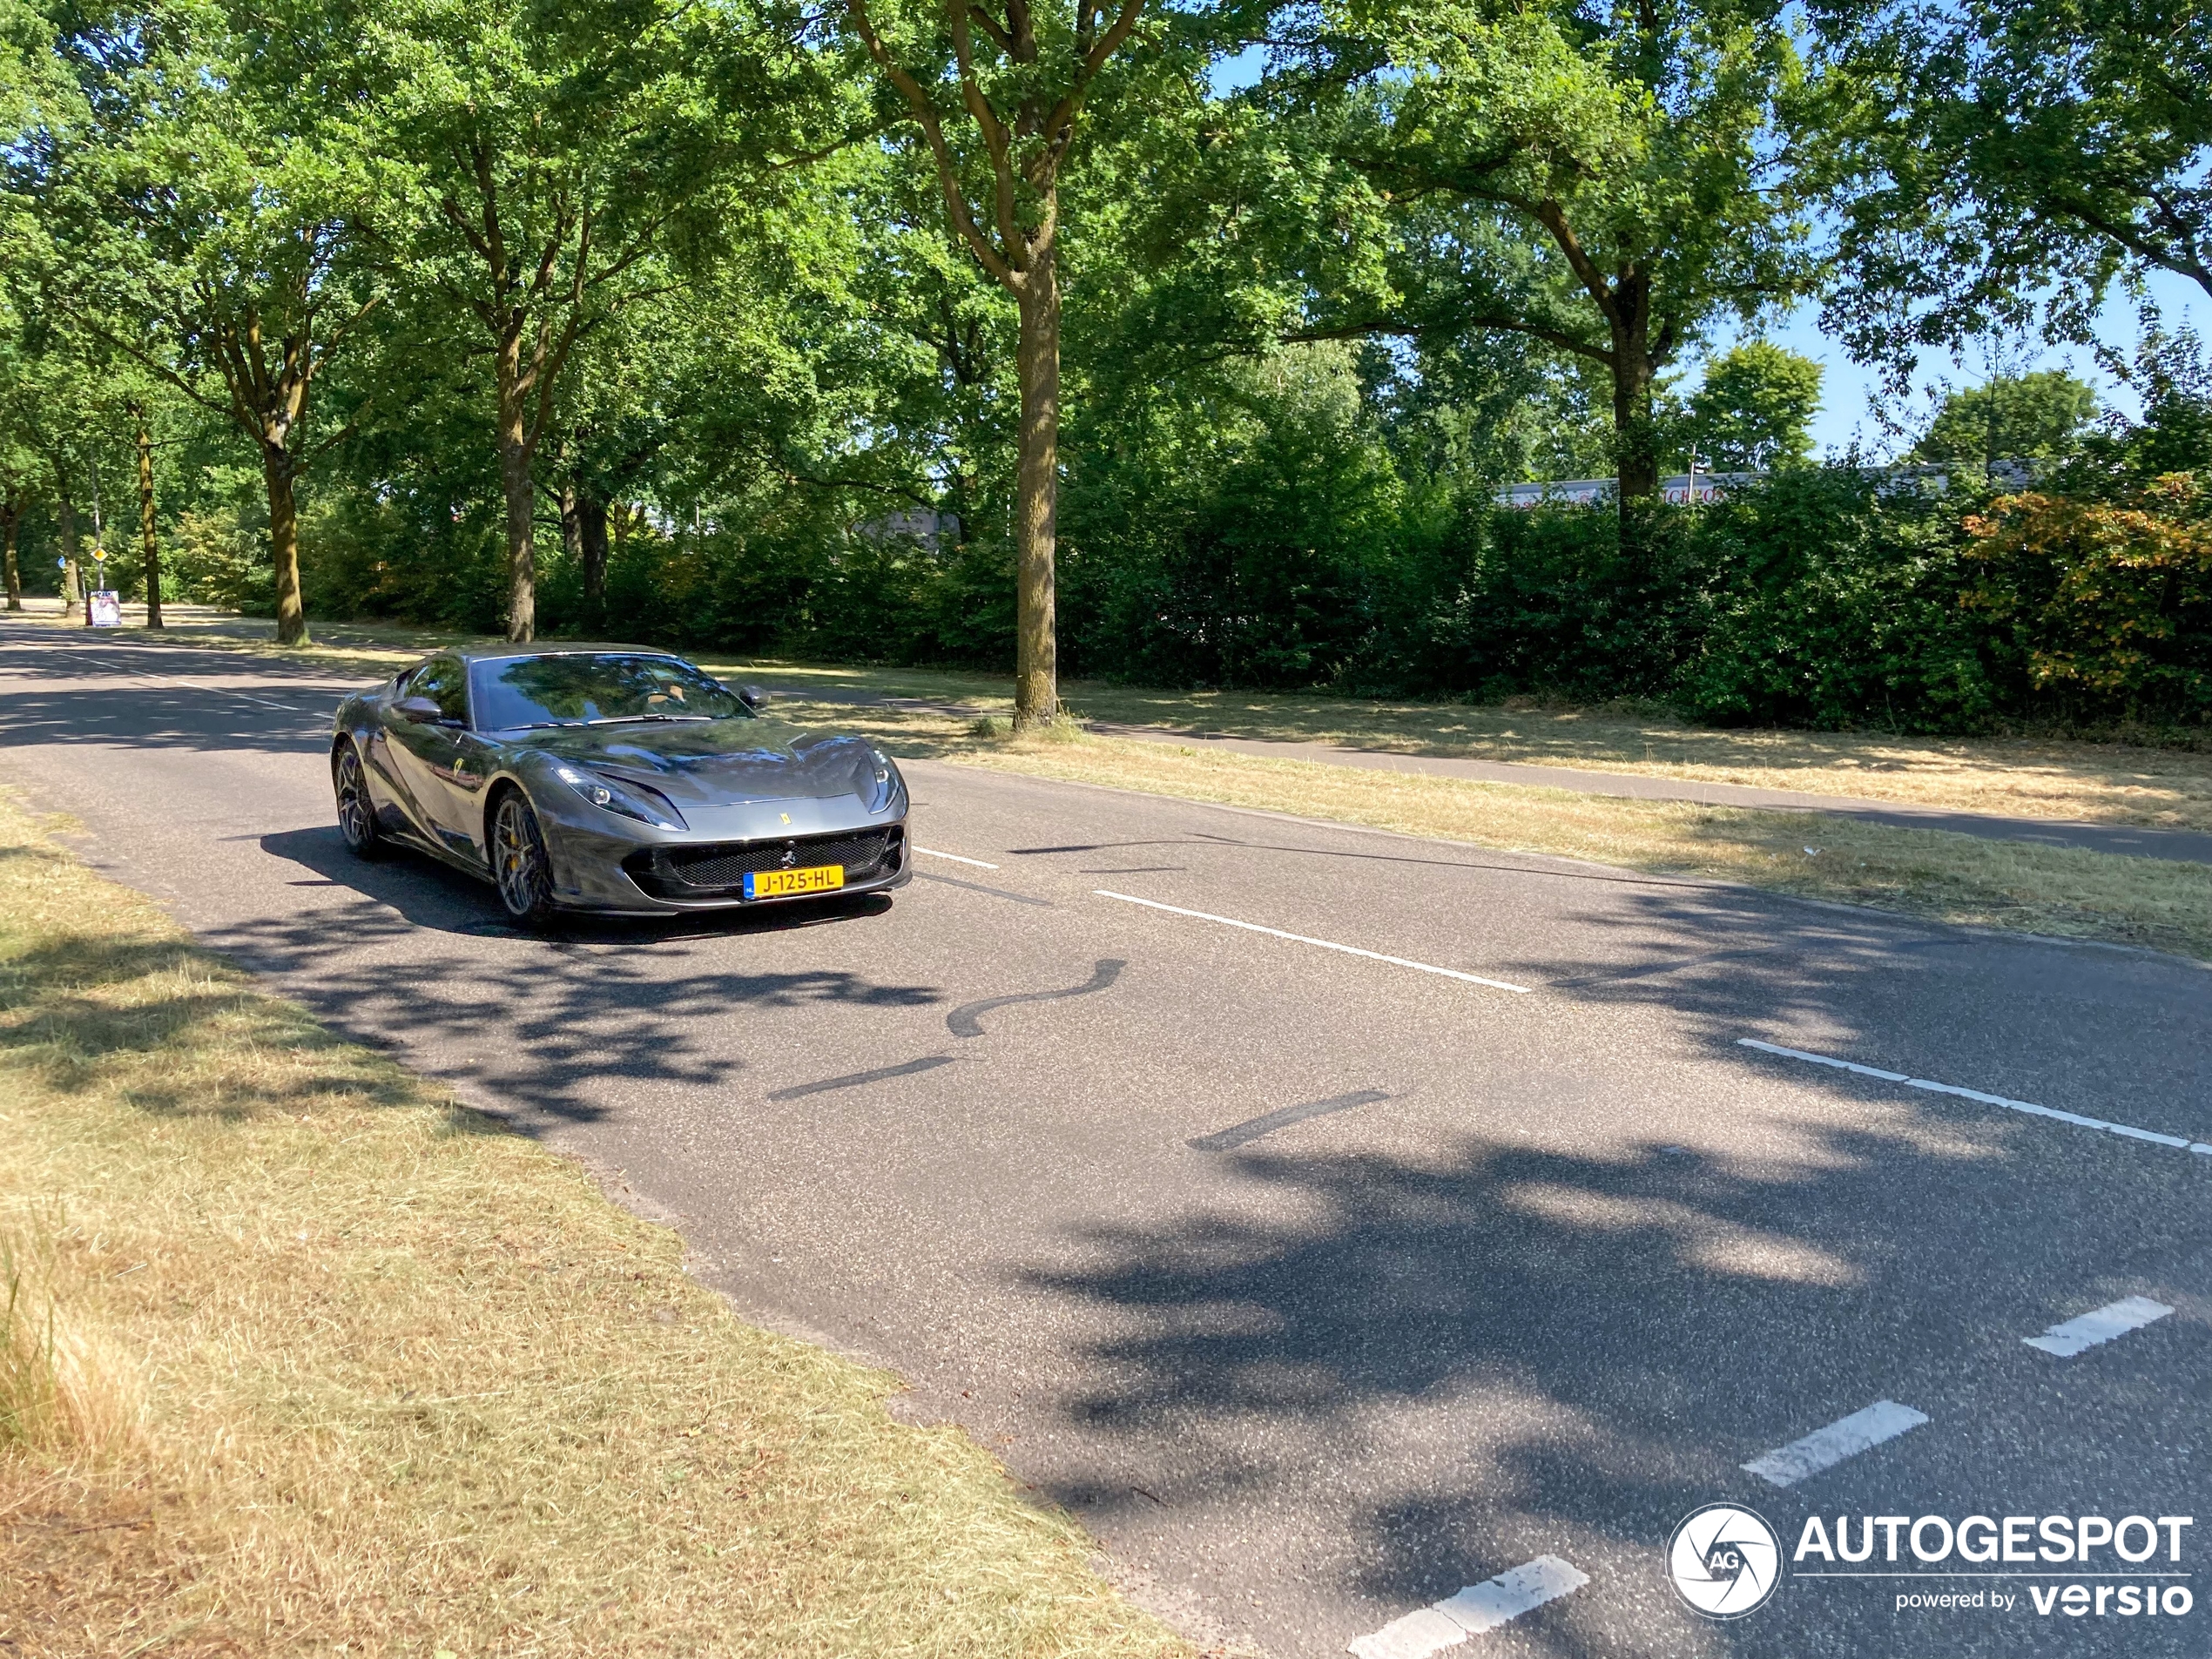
xmin=1740 ymin=266 xmax=2209 ymax=461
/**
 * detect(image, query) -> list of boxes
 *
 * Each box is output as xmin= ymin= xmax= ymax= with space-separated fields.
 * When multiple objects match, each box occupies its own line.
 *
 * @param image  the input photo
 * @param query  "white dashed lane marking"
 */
xmin=2025 ymin=1295 xmax=2174 ymax=1357
xmin=913 ymin=845 xmax=999 ymax=869
xmin=1738 ymin=1039 xmax=2212 ymax=1156
xmin=1095 ymin=890 xmax=1531 ymax=994
xmin=76 ymin=651 xmax=312 ymax=713
xmin=1347 ymin=1556 xmax=1588 ymax=1658
xmin=1743 ymin=1399 xmax=1929 ymax=1487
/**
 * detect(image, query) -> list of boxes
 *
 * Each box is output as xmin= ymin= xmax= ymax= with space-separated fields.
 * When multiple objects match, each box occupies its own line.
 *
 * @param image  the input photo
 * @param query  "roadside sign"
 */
xmin=88 ymin=590 xmax=123 ymax=627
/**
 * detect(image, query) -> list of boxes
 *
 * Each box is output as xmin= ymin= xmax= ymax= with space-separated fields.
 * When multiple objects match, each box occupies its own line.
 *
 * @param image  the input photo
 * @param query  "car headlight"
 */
xmin=551 ymin=764 xmax=687 ymax=830
xmin=866 ymin=749 xmax=902 ymax=813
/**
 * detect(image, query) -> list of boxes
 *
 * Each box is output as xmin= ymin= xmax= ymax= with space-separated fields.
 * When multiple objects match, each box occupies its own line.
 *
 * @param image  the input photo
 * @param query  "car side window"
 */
xmin=411 ymin=658 xmax=470 ymax=726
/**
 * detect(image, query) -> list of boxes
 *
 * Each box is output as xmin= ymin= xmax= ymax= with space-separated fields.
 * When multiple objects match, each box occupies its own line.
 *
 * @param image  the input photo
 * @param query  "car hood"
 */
xmin=506 ymin=718 xmax=877 ymax=806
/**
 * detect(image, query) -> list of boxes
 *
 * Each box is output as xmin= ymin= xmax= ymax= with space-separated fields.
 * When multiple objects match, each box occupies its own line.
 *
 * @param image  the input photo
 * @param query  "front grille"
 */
xmin=625 ymin=826 xmax=902 ymax=898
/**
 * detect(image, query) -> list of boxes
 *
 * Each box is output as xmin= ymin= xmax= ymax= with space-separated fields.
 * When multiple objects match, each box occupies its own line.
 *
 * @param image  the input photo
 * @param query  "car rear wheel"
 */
xmin=334 ymin=744 xmax=382 ymax=859
xmin=491 ymin=792 xmax=558 ymax=928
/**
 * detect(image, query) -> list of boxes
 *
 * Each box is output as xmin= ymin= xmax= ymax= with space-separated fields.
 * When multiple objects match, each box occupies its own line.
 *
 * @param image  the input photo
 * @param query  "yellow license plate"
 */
xmin=744 ymin=865 xmax=845 ymax=900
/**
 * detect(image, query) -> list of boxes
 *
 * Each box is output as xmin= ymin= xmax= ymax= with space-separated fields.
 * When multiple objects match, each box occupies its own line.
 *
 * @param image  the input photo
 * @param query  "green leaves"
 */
xmin=1808 ymin=0 xmax=2212 ymax=368
xmin=1669 ymin=340 xmax=1823 ymax=471
xmin=1913 ymin=371 xmax=2101 ymax=467
xmin=1264 ymin=0 xmax=1818 ymax=502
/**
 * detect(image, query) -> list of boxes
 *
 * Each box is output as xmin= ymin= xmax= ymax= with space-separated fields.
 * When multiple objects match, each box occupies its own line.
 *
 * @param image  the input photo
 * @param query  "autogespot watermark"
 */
xmin=1668 ymin=1505 xmax=1784 ymax=1618
xmin=1666 ymin=1507 xmax=2195 ymax=1626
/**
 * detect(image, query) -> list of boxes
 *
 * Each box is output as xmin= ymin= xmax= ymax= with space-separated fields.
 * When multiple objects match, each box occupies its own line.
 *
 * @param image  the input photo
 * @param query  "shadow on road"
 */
xmin=1022 ymin=1109 xmax=2202 ymax=1654
xmin=174 ymin=826 xmax=941 ymax=1127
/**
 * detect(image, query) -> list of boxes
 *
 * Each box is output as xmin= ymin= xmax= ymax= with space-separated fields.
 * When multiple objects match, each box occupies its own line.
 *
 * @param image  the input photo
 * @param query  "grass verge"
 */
xmin=952 ymin=732 xmax=2212 ymax=963
xmin=0 ymin=789 xmax=1189 ymax=1658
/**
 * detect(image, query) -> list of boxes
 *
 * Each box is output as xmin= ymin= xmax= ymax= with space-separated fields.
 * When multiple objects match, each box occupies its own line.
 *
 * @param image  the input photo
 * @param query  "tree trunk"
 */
xmin=1607 ymin=274 xmax=1662 ymax=581
xmin=577 ymin=489 xmax=609 ymax=630
xmin=1610 ymin=307 xmax=1660 ymax=506
xmin=262 ymin=445 xmax=310 ymax=646
xmin=496 ymin=328 xmax=537 ymax=644
xmin=57 ymin=488 xmax=82 ymax=620
xmin=1012 ymin=242 xmax=1062 ymax=727
xmin=500 ymin=439 xmax=536 ymax=643
xmin=137 ymin=417 xmax=164 ymax=629
xmin=3 ymin=494 xmax=21 ymax=611
xmin=559 ymin=480 xmax=582 ymax=563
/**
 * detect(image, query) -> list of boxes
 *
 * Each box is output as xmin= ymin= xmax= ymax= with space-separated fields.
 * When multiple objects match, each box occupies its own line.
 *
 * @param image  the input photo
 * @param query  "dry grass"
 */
xmin=0 ymin=792 xmax=1190 ymax=1659
xmin=761 ymin=670 xmax=2212 ymax=833
xmin=0 ymin=1227 xmax=145 ymax=1460
xmin=953 ymin=732 xmax=2212 ymax=963
xmin=27 ymin=603 xmax=2212 ymax=832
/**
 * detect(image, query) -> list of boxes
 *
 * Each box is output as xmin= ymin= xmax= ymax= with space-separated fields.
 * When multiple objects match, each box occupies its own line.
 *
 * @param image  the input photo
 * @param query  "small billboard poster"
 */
xmin=88 ymin=590 xmax=124 ymax=628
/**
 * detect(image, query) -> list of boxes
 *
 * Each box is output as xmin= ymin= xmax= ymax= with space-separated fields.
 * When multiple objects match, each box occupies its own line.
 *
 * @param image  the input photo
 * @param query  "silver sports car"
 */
xmin=329 ymin=645 xmax=910 ymax=926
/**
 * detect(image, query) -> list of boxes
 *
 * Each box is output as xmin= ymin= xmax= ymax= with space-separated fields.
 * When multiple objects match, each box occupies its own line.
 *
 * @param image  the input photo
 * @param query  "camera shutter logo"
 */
xmin=1668 ymin=1503 xmax=1782 ymax=1619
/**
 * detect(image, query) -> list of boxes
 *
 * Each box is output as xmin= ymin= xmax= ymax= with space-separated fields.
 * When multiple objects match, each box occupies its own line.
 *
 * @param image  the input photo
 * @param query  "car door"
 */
xmin=383 ymin=656 xmax=478 ymax=860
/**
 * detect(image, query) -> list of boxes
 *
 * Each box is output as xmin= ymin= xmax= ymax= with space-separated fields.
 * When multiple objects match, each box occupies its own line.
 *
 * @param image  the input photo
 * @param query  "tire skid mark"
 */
xmin=948 ymin=959 xmax=1126 ymax=1038
xmin=765 ymin=1055 xmax=959 ymax=1102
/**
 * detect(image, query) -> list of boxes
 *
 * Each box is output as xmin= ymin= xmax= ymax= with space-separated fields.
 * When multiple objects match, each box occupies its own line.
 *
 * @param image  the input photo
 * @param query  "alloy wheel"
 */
xmin=335 ymin=747 xmax=379 ymax=856
xmin=493 ymin=794 xmax=553 ymax=922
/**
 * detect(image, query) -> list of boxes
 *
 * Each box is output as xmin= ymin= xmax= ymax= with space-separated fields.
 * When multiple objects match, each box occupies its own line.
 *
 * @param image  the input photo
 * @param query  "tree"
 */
xmin=1809 ymin=0 xmax=2212 ymax=367
xmin=0 ymin=314 xmax=107 ymax=619
xmin=842 ymin=0 xmax=1166 ymax=723
xmin=1284 ymin=0 xmax=1819 ymax=519
xmin=17 ymin=0 xmax=381 ymax=645
xmin=0 ymin=313 xmax=44 ymax=613
xmin=1912 ymin=369 xmax=2100 ymax=470
xmin=348 ymin=0 xmax=826 ymax=643
xmin=1672 ymin=340 xmax=1822 ymax=470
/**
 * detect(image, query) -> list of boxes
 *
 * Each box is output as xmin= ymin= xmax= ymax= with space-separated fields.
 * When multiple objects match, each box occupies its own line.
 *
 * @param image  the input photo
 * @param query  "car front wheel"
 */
xmin=334 ymin=744 xmax=382 ymax=859
xmin=490 ymin=792 xmax=559 ymax=929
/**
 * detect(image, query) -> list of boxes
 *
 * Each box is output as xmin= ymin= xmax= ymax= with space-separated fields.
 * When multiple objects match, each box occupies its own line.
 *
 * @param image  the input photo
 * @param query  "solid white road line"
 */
xmin=913 ymin=845 xmax=999 ymax=869
xmin=1738 ymin=1038 xmax=2212 ymax=1157
xmin=1347 ymin=1556 xmax=1588 ymax=1659
xmin=1094 ymin=890 xmax=1531 ymax=994
xmin=1743 ymin=1400 xmax=1929 ymax=1487
xmin=2024 ymin=1295 xmax=2174 ymax=1358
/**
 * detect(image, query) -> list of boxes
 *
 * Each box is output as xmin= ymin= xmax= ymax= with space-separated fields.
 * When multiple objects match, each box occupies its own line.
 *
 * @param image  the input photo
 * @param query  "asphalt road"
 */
xmin=3 ymin=617 xmax=2208 ymax=1659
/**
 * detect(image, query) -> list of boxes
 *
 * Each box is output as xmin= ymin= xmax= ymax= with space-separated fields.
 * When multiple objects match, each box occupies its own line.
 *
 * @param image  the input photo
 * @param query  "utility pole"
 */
xmin=134 ymin=406 xmax=164 ymax=628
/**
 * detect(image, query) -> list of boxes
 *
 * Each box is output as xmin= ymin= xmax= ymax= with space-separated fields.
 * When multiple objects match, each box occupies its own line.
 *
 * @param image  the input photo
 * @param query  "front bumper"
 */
xmin=548 ymin=814 xmax=912 ymax=914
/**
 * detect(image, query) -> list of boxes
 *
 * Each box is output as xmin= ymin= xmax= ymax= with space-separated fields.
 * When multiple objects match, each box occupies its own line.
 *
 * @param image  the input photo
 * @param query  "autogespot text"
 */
xmin=1795 ymin=1513 xmax=2194 ymax=1622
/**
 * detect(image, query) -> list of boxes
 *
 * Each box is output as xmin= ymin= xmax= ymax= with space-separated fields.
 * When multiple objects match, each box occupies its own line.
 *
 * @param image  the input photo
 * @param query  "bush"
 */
xmin=1963 ymin=475 xmax=2212 ymax=725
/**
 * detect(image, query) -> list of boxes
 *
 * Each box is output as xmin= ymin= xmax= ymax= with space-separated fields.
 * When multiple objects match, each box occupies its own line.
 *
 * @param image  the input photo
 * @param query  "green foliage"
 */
xmin=1269 ymin=0 xmax=1822 ymax=497
xmin=1669 ymin=341 xmax=1823 ymax=470
xmin=3 ymin=0 xmax=2208 ymax=747
xmin=1672 ymin=472 xmax=2003 ymax=729
xmin=1808 ymin=0 xmax=2212 ymax=366
xmin=1063 ymin=342 xmax=1406 ymax=687
xmin=1912 ymin=370 xmax=2099 ymax=465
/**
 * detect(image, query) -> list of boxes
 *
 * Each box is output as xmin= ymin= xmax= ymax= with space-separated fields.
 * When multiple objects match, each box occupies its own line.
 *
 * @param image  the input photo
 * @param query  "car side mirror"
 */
xmin=738 ymin=685 xmax=767 ymax=711
xmin=394 ymin=695 xmax=445 ymax=724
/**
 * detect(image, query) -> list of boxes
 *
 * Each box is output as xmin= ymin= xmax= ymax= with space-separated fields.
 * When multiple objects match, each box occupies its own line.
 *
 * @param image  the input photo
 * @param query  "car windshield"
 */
xmin=470 ymin=654 xmax=751 ymax=730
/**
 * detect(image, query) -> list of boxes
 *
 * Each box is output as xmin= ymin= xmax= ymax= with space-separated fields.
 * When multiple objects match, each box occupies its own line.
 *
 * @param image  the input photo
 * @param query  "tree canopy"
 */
xmin=1912 ymin=369 xmax=2101 ymax=467
xmin=0 ymin=0 xmax=2205 ymax=723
